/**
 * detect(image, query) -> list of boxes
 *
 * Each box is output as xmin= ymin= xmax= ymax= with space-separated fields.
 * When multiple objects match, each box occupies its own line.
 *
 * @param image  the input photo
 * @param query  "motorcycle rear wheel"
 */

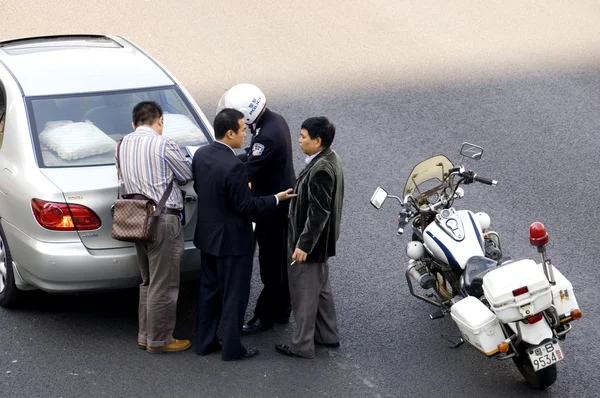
xmin=512 ymin=344 xmax=557 ymax=390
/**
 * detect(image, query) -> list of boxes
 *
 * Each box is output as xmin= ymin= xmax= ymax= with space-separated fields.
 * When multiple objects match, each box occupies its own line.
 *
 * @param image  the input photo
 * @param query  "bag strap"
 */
xmin=152 ymin=180 xmax=174 ymax=216
xmin=115 ymin=139 xmax=123 ymax=200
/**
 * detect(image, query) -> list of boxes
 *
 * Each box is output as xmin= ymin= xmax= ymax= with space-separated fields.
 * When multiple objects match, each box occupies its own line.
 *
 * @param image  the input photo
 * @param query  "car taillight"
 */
xmin=526 ymin=313 xmax=544 ymax=324
xmin=512 ymin=286 xmax=529 ymax=296
xmin=31 ymin=199 xmax=101 ymax=231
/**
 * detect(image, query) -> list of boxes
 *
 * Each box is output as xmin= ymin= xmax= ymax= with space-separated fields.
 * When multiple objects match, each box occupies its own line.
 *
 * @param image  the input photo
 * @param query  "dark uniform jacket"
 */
xmin=192 ymin=142 xmax=277 ymax=257
xmin=288 ymin=147 xmax=344 ymax=263
xmin=239 ymin=108 xmax=296 ymax=218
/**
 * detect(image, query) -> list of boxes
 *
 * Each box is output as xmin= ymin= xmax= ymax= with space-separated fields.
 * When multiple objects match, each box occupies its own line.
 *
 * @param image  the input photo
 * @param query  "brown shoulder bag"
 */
xmin=111 ymin=140 xmax=174 ymax=243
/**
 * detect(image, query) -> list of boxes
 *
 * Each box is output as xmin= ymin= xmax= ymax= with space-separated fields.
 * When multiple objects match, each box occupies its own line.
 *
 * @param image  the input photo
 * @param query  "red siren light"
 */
xmin=529 ymin=222 xmax=549 ymax=247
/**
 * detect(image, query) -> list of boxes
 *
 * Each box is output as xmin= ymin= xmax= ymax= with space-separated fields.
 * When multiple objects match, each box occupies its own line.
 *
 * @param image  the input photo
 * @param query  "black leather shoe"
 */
xmin=241 ymin=317 xmax=272 ymax=335
xmin=236 ymin=348 xmax=259 ymax=360
xmin=196 ymin=343 xmax=222 ymax=356
xmin=222 ymin=347 xmax=259 ymax=361
xmin=275 ymin=344 xmax=302 ymax=357
xmin=315 ymin=341 xmax=340 ymax=348
xmin=274 ymin=316 xmax=290 ymax=325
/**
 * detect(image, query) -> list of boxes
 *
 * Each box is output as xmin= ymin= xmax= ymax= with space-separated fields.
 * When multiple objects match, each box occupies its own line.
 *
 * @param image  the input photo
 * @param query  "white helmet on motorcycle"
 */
xmin=217 ymin=83 xmax=266 ymax=125
xmin=406 ymin=241 xmax=425 ymax=260
xmin=475 ymin=212 xmax=491 ymax=231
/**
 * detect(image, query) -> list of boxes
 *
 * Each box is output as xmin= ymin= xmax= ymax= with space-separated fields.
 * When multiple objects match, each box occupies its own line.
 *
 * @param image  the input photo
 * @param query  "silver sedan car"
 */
xmin=0 ymin=35 xmax=213 ymax=308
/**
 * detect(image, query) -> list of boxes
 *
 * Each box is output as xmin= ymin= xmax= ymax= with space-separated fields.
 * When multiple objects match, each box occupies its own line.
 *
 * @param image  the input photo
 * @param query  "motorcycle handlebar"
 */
xmin=397 ymin=170 xmax=496 ymax=223
xmin=397 ymin=211 xmax=409 ymax=235
xmin=473 ymin=174 xmax=498 ymax=186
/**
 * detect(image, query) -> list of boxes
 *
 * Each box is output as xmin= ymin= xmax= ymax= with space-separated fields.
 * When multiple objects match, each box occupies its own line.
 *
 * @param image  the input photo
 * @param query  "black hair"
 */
xmin=214 ymin=108 xmax=244 ymax=139
xmin=132 ymin=101 xmax=163 ymax=127
xmin=301 ymin=117 xmax=335 ymax=148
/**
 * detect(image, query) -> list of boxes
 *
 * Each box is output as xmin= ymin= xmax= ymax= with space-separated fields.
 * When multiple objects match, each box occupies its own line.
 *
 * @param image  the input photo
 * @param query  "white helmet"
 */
xmin=217 ymin=83 xmax=267 ymax=125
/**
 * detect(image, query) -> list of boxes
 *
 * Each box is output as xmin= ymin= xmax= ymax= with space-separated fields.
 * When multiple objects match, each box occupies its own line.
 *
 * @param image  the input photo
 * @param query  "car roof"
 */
xmin=0 ymin=35 xmax=174 ymax=96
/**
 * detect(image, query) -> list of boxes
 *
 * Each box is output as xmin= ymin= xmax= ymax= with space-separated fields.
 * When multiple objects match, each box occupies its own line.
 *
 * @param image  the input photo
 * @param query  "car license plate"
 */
xmin=528 ymin=341 xmax=564 ymax=371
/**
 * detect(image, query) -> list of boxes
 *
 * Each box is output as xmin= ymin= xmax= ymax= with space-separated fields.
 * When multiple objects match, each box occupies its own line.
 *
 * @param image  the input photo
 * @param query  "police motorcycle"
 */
xmin=370 ymin=143 xmax=581 ymax=390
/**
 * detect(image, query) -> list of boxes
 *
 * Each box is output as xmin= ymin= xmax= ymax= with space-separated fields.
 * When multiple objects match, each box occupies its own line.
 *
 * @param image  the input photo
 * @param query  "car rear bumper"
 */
xmin=2 ymin=220 xmax=201 ymax=293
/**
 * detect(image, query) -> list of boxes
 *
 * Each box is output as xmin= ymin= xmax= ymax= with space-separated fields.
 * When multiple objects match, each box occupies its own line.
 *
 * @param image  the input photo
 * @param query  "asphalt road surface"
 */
xmin=2 ymin=1 xmax=600 ymax=397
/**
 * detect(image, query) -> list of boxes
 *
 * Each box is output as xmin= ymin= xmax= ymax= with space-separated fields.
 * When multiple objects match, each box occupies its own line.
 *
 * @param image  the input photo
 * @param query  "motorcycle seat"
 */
xmin=463 ymin=256 xmax=498 ymax=297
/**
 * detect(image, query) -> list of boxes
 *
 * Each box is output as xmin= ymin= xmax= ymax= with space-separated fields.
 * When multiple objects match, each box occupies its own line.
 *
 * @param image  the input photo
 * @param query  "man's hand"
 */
xmin=292 ymin=248 xmax=308 ymax=263
xmin=276 ymin=188 xmax=297 ymax=202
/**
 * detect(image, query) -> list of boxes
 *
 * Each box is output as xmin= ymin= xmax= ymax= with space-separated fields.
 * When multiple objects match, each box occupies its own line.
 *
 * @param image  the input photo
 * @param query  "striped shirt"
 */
xmin=117 ymin=126 xmax=192 ymax=210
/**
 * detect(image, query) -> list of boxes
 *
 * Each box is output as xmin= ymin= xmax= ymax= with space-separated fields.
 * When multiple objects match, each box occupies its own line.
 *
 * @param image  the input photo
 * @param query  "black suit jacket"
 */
xmin=192 ymin=142 xmax=277 ymax=256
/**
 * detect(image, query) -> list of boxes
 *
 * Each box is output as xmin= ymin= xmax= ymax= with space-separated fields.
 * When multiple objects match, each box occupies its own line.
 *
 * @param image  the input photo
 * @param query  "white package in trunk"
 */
xmin=483 ymin=259 xmax=552 ymax=323
xmin=451 ymin=296 xmax=505 ymax=356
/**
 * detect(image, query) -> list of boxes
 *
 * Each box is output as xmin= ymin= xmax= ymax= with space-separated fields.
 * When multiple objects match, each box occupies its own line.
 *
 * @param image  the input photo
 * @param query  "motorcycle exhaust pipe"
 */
xmin=407 ymin=261 xmax=436 ymax=290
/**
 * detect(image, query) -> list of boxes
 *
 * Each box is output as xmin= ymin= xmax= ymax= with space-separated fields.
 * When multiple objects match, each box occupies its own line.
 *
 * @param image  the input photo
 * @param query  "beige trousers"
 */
xmin=134 ymin=214 xmax=184 ymax=347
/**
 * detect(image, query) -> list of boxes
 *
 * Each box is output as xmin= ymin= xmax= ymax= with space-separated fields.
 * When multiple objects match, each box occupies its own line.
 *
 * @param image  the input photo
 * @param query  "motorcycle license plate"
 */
xmin=528 ymin=341 xmax=564 ymax=371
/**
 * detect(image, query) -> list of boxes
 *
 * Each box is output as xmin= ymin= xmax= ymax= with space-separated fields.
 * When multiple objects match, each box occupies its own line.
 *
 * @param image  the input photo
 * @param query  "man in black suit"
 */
xmin=218 ymin=84 xmax=296 ymax=334
xmin=192 ymin=108 xmax=295 ymax=361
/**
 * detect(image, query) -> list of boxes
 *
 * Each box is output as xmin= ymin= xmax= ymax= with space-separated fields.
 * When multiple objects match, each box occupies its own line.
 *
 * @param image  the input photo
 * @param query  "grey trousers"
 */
xmin=134 ymin=214 xmax=184 ymax=347
xmin=288 ymin=260 xmax=340 ymax=358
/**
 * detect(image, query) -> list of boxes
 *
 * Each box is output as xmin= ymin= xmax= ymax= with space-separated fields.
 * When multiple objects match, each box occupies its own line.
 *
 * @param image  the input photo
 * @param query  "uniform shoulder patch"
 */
xmin=252 ymin=143 xmax=265 ymax=156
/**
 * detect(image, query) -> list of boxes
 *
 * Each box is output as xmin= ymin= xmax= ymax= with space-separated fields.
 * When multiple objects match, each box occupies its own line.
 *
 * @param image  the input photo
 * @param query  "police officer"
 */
xmin=217 ymin=84 xmax=296 ymax=334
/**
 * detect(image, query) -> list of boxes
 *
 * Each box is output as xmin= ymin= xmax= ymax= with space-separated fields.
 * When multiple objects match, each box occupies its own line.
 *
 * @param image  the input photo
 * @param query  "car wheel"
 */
xmin=0 ymin=225 xmax=23 ymax=308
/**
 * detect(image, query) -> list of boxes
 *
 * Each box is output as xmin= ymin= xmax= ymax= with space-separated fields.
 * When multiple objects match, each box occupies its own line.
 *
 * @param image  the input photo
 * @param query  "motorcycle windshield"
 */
xmin=403 ymin=155 xmax=454 ymax=198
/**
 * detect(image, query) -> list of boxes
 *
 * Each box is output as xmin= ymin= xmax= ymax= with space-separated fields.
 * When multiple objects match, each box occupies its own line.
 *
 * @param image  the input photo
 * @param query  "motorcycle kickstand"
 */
xmin=441 ymin=333 xmax=464 ymax=349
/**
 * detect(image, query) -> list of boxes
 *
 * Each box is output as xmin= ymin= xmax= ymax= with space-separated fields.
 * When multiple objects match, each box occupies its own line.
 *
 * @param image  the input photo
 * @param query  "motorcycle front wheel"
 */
xmin=512 ymin=344 xmax=557 ymax=390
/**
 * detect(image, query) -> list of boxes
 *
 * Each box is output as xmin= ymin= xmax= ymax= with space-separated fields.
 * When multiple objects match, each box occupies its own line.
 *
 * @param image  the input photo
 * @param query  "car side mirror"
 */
xmin=370 ymin=187 xmax=388 ymax=209
xmin=460 ymin=142 xmax=484 ymax=160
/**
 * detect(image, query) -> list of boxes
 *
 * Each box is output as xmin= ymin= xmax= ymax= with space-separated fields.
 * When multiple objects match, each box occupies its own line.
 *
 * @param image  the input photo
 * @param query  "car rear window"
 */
xmin=26 ymin=86 xmax=211 ymax=167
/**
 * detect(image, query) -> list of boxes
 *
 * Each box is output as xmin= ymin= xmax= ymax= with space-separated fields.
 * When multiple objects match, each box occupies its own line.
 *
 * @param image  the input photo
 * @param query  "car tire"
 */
xmin=0 ymin=224 xmax=23 ymax=308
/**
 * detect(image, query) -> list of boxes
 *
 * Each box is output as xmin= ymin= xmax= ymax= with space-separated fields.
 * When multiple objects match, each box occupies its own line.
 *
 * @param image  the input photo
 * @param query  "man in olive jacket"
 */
xmin=275 ymin=117 xmax=344 ymax=359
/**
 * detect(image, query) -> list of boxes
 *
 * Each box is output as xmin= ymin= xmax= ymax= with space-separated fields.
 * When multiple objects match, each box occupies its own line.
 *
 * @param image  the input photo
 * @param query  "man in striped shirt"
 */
xmin=118 ymin=101 xmax=193 ymax=354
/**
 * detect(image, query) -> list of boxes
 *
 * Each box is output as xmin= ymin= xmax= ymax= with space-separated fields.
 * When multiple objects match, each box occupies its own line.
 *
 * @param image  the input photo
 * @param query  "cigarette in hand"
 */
xmin=290 ymin=260 xmax=296 ymax=265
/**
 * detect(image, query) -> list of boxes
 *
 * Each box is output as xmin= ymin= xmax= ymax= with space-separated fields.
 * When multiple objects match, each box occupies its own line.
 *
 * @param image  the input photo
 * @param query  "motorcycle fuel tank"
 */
xmin=423 ymin=208 xmax=484 ymax=270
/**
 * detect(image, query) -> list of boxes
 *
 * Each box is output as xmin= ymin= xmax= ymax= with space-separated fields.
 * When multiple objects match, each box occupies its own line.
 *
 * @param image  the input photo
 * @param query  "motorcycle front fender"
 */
xmin=508 ymin=320 xmax=553 ymax=346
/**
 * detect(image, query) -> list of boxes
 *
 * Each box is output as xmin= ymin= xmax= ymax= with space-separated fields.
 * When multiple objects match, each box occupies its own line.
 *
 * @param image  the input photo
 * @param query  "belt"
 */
xmin=161 ymin=207 xmax=182 ymax=216
xmin=123 ymin=194 xmax=150 ymax=200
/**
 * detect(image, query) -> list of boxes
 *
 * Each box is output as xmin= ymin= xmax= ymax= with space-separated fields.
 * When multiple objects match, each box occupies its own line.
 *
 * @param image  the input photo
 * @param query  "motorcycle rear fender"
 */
xmin=508 ymin=320 xmax=553 ymax=346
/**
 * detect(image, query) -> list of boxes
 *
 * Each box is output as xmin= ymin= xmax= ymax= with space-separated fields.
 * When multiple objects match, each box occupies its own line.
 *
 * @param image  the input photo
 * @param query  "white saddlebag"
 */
xmin=535 ymin=263 xmax=580 ymax=319
xmin=450 ymin=296 xmax=505 ymax=356
xmin=483 ymin=259 xmax=552 ymax=323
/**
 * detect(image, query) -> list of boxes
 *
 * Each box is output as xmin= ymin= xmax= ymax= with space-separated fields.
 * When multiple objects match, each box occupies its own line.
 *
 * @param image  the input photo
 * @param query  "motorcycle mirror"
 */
xmin=459 ymin=142 xmax=484 ymax=161
xmin=370 ymin=187 xmax=388 ymax=209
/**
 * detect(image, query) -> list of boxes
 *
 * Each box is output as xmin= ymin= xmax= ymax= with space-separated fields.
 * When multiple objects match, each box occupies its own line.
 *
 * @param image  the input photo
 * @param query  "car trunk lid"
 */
xmin=39 ymin=166 xmax=197 ymax=250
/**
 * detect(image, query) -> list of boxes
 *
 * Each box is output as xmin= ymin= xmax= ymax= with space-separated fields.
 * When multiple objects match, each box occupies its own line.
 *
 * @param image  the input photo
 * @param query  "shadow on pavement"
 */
xmin=12 ymin=281 xmax=201 ymax=339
